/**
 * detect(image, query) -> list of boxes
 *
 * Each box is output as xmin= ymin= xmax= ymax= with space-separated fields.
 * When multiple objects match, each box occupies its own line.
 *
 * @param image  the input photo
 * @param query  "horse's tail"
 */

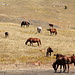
xmin=21 ymin=23 xmax=23 ymax=27
xmin=39 ymin=39 xmax=41 ymax=45
xmin=21 ymin=21 xmax=24 ymax=27
xmin=55 ymin=31 xmax=57 ymax=35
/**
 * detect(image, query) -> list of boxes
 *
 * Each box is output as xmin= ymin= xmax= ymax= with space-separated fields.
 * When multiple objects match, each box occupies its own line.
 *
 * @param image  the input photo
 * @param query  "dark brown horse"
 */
xmin=49 ymin=24 xmax=53 ymax=28
xmin=52 ymin=55 xmax=75 ymax=73
xmin=5 ymin=32 xmax=9 ymax=38
xmin=46 ymin=47 xmax=53 ymax=57
xmin=52 ymin=56 xmax=67 ymax=73
xmin=50 ymin=29 xmax=57 ymax=35
xmin=25 ymin=38 xmax=41 ymax=46
xmin=21 ymin=21 xmax=30 ymax=27
xmin=64 ymin=56 xmax=75 ymax=72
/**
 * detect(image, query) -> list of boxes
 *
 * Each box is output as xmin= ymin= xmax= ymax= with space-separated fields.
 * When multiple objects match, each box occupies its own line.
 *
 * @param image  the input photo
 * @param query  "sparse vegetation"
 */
xmin=0 ymin=23 xmax=75 ymax=65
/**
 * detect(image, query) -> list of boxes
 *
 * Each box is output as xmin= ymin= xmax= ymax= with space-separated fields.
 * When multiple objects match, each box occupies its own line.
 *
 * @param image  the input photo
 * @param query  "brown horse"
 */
xmin=52 ymin=56 xmax=67 ymax=73
xmin=46 ymin=47 xmax=53 ymax=57
xmin=21 ymin=21 xmax=30 ymax=27
xmin=52 ymin=55 xmax=75 ymax=73
xmin=50 ymin=29 xmax=57 ymax=35
xmin=64 ymin=56 xmax=75 ymax=72
xmin=25 ymin=38 xmax=41 ymax=46
xmin=70 ymin=56 xmax=75 ymax=66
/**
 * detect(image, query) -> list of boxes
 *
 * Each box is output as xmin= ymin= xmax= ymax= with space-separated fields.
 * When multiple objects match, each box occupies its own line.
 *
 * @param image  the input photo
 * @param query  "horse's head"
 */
xmin=47 ymin=47 xmax=53 ymax=52
xmin=25 ymin=40 xmax=29 ymax=45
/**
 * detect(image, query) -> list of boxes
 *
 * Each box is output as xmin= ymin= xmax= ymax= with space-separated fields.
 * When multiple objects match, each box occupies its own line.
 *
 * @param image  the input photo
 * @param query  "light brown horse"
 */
xmin=25 ymin=38 xmax=41 ymax=46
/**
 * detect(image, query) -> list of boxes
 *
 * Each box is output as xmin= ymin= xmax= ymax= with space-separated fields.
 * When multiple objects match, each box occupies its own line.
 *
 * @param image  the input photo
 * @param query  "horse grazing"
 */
xmin=52 ymin=56 xmax=68 ymax=73
xmin=50 ymin=29 xmax=57 ymax=35
xmin=53 ymin=55 xmax=75 ymax=73
xmin=25 ymin=38 xmax=41 ymax=46
xmin=21 ymin=21 xmax=30 ymax=27
xmin=5 ymin=32 xmax=9 ymax=38
xmin=46 ymin=47 xmax=53 ymax=57
xmin=49 ymin=24 xmax=53 ymax=28
xmin=37 ymin=27 xmax=42 ymax=33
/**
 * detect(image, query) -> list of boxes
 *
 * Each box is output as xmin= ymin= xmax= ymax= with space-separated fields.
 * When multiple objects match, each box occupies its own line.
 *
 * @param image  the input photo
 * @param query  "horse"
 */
xmin=46 ymin=47 xmax=53 ymax=57
xmin=52 ymin=56 xmax=68 ymax=73
xmin=64 ymin=56 xmax=75 ymax=72
xmin=50 ymin=29 xmax=57 ymax=35
xmin=49 ymin=24 xmax=53 ymax=28
xmin=25 ymin=38 xmax=41 ymax=46
xmin=21 ymin=21 xmax=30 ymax=27
xmin=37 ymin=27 xmax=42 ymax=33
xmin=5 ymin=32 xmax=9 ymax=38
xmin=52 ymin=55 xmax=75 ymax=73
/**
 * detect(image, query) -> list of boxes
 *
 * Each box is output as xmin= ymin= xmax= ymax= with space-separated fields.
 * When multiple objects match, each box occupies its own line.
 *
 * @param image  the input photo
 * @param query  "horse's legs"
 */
xmin=63 ymin=64 xmax=66 ymax=72
xmin=50 ymin=32 xmax=52 ymax=35
xmin=37 ymin=42 xmax=39 ymax=46
xmin=67 ymin=64 xmax=69 ymax=73
xmin=50 ymin=52 xmax=51 ymax=56
xmin=21 ymin=24 xmax=22 ymax=27
xmin=31 ymin=42 xmax=33 ymax=46
xmin=55 ymin=64 xmax=59 ymax=72
xmin=26 ymin=25 xmax=29 ymax=27
xmin=60 ymin=65 xmax=62 ymax=73
xmin=30 ymin=41 xmax=32 ymax=46
xmin=46 ymin=52 xmax=49 ymax=57
xmin=55 ymin=32 xmax=57 ymax=35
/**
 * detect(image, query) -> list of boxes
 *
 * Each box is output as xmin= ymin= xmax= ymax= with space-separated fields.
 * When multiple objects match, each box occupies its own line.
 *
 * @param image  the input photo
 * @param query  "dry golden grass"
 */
xmin=0 ymin=22 xmax=75 ymax=65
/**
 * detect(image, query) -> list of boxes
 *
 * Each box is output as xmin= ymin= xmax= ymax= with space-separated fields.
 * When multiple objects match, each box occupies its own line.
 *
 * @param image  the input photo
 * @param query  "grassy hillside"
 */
xmin=0 ymin=0 xmax=75 ymax=69
xmin=0 ymin=0 xmax=75 ymax=28
xmin=0 ymin=23 xmax=75 ymax=65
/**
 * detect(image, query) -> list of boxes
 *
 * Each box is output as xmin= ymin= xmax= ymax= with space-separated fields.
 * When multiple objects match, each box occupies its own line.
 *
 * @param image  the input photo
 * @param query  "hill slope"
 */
xmin=0 ymin=23 xmax=75 ymax=65
xmin=0 ymin=0 xmax=75 ymax=28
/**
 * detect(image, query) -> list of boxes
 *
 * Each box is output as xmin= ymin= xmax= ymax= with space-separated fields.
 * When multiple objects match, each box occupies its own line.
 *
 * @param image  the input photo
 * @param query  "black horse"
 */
xmin=5 ymin=32 xmax=9 ymax=38
xmin=46 ymin=47 xmax=53 ymax=57
xmin=21 ymin=21 xmax=30 ymax=27
xmin=49 ymin=24 xmax=53 ymax=28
